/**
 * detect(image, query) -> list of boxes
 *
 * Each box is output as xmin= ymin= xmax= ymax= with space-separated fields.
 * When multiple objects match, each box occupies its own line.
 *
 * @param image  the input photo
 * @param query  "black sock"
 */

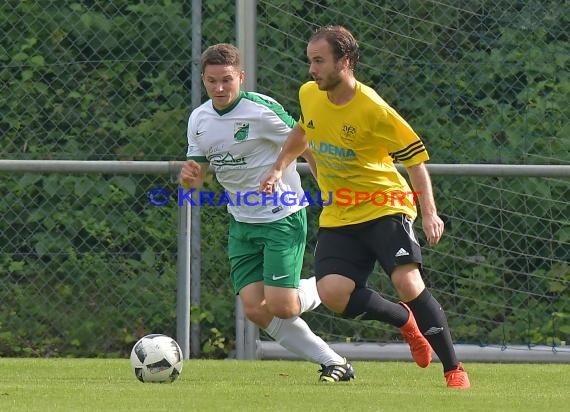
xmin=406 ymin=288 xmax=458 ymax=372
xmin=343 ymin=287 xmax=408 ymax=327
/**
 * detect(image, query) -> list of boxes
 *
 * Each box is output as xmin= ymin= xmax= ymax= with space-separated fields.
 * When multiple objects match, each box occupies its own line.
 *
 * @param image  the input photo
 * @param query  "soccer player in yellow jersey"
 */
xmin=261 ymin=26 xmax=470 ymax=389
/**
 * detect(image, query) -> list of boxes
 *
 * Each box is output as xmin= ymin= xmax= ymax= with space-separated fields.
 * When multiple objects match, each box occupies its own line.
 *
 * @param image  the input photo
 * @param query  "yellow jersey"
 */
xmin=298 ymin=80 xmax=429 ymax=227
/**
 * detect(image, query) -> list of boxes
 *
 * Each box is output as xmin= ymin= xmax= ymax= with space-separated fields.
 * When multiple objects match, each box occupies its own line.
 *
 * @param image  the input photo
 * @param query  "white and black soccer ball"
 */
xmin=130 ymin=334 xmax=184 ymax=383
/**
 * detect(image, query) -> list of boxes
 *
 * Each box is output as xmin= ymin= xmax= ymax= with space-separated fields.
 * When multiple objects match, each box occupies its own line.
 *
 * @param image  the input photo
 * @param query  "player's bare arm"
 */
xmin=301 ymin=147 xmax=317 ymax=180
xmin=179 ymin=160 xmax=209 ymax=190
xmin=260 ymin=124 xmax=308 ymax=194
xmin=406 ymin=162 xmax=445 ymax=246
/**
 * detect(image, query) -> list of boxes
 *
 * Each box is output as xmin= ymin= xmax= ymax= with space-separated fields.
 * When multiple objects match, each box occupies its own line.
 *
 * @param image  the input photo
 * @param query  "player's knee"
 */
xmin=317 ymin=281 xmax=346 ymax=313
xmin=265 ymin=299 xmax=298 ymax=319
xmin=317 ymin=276 xmax=341 ymax=304
xmin=243 ymin=304 xmax=272 ymax=327
xmin=391 ymin=264 xmax=425 ymax=299
xmin=318 ymin=296 xmax=346 ymax=314
xmin=316 ymin=285 xmax=334 ymax=307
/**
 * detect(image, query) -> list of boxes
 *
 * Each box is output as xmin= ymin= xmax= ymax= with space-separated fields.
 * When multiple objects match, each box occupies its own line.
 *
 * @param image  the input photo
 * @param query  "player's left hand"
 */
xmin=422 ymin=213 xmax=444 ymax=246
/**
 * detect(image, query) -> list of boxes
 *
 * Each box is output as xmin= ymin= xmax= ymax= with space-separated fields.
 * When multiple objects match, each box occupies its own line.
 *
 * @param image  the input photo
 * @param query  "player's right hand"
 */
xmin=179 ymin=160 xmax=202 ymax=189
xmin=259 ymin=168 xmax=282 ymax=194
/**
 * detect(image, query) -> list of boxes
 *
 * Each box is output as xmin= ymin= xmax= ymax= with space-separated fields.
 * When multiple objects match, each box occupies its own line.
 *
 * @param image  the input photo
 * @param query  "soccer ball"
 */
xmin=130 ymin=334 xmax=184 ymax=383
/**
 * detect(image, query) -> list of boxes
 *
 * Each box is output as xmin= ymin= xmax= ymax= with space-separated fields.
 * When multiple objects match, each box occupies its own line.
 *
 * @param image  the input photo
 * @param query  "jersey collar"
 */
xmin=213 ymin=91 xmax=245 ymax=116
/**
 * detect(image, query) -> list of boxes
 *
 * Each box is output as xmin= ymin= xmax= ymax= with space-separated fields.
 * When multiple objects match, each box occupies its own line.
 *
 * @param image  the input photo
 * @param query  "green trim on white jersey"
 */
xmin=187 ymin=156 xmax=208 ymax=162
xmin=240 ymin=91 xmax=296 ymax=128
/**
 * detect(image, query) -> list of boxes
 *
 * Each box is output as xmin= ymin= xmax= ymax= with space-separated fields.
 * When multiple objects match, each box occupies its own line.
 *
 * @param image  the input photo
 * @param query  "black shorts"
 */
xmin=314 ymin=214 xmax=423 ymax=287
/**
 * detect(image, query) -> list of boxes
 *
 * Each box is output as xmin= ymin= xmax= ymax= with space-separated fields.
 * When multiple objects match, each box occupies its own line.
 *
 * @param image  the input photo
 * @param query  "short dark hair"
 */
xmin=309 ymin=25 xmax=360 ymax=71
xmin=200 ymin=43 xmax=241 ymax=73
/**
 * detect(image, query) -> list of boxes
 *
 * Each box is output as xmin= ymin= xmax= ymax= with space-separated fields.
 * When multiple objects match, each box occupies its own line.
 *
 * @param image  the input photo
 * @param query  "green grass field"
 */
xmin=0 ymin=359 xmax=568 ymax=412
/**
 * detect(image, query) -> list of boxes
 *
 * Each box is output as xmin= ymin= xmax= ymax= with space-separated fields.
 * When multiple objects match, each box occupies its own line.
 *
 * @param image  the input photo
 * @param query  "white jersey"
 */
xmin=186 ymin=91 xmax=305 ymax=223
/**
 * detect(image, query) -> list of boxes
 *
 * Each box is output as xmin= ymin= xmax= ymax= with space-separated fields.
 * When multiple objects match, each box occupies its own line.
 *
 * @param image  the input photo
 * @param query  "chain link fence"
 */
xmin=1 ymin=1 xmax=568 ymax=357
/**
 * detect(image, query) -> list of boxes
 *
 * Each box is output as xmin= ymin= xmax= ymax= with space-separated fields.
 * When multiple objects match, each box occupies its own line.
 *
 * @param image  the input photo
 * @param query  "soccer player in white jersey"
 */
xmin=261 ymin=26 xmax=470 ymax=389
xmin=179 ymin=43 xmax=354 ymax=382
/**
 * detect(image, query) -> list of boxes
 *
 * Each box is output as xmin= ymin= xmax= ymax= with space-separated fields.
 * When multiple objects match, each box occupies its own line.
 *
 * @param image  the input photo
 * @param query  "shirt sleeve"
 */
xmin=377 ymin=107 xmax=430 ymax=167
xmin=186 ymin=113 xmax=208 ymax=162
xmin=297 ymin=83 xmax=309 ymax=132
xmin=259 ymin=101 xmax=295 ymax=146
